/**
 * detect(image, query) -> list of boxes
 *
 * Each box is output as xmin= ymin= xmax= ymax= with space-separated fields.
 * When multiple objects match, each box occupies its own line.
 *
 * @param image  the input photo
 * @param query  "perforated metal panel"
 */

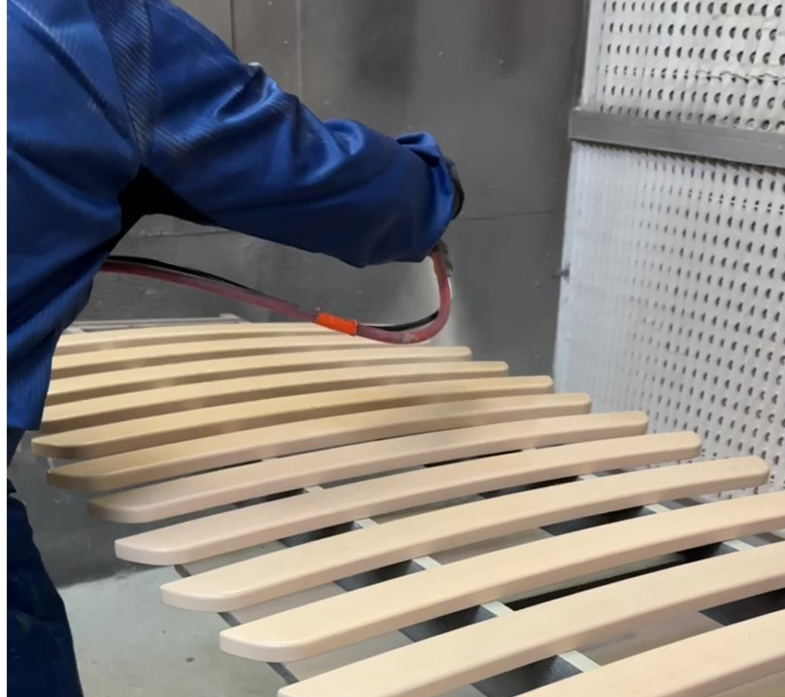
xmin=555 ymin=144 xmax=784 ymax=495
xmin=581 ymin=0 xmax=785 ymax=132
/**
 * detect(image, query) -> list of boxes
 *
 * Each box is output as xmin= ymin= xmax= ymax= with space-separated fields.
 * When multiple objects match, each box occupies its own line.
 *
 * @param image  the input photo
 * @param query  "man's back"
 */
xmin=8 ymin=0 xmax=138 ymax=454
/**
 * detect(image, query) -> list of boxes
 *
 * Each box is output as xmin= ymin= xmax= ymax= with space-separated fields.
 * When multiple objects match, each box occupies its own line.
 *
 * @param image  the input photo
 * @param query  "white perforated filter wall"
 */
xmin=555 ymin=144 xmax=784 ymax=495
xmin=581 ymin=0 xmax=785 ymax=132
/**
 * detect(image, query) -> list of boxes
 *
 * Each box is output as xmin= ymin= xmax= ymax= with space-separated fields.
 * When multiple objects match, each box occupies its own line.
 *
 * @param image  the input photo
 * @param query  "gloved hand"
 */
xmin=446 ymin=158 xmax=465 ymax=219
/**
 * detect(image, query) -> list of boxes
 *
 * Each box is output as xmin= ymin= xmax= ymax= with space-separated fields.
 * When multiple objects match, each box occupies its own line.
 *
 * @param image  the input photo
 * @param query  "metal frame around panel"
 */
xmin=569 ymin=109 xmax=785 ymax=170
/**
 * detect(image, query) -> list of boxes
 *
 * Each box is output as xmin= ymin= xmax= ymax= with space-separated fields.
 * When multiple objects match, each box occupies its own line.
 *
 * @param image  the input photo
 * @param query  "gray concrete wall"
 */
xmin=19 ymin=0 xmax=586 ymax=586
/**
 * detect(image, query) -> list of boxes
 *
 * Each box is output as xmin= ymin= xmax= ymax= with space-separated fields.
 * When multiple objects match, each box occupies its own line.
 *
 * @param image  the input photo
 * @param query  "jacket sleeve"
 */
xmin=136 ymin=0 xmax=457 ymax=268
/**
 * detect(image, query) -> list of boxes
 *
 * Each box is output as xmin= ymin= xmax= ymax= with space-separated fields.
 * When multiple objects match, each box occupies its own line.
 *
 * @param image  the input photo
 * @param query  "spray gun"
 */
xmin=100 ymin=241 xmax=452 ymax=344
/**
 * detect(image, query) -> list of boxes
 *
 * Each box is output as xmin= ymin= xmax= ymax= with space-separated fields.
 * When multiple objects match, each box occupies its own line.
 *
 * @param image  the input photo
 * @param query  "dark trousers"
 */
xmin=7 ymin=479 xmax=83 ymax=697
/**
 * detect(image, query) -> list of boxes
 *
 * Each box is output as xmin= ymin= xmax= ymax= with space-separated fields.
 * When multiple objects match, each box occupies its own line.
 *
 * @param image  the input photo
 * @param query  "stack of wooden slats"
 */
xmin=39 ymin=323 xmax=785 ymax=697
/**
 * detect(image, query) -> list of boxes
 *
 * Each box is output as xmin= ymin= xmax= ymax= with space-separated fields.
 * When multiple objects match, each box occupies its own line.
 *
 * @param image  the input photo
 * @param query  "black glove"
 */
xmin=446 ymin=158 xmax=464 ymax=219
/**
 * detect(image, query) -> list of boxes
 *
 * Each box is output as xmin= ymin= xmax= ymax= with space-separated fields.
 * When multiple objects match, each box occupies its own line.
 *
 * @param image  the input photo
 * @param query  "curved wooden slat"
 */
xmin=223 ymin=460 xmax=772 ymax=661
xmin=46 ymin=394 xmax=595 ymax=491
xmin=161 ymin=459 xmax=776 ymax=613
xmin=37 ymin=386 xmax=582 ymax=461
xmin=41 ymin=362 xmax=517 ymax=433
xmin=116 ymin=451 xmax=764 ymax=567
xmin=45 ymin=347 xmax=474 ymax=405
xmin=35 ymin=379 xmax=558 ymax=459
xmin=55 ymin=323 xmax=327 ymax=355
xmin=50 ymin=335 xmax=383 ymax=379
xmin=274 ymin=537 xmax=785 ymax=697
xmin=522 ymin=609 xmax=785 ymax=697
xmin=91 ymin=418 xmax=675 ymax=524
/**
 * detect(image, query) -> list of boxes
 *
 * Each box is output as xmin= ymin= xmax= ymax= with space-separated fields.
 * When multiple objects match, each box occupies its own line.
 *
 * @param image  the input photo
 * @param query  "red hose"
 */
xmin=355 ymin=247 xmax=451 ymax=344
xmin=100 ymin=246 xmax=451 ymax=345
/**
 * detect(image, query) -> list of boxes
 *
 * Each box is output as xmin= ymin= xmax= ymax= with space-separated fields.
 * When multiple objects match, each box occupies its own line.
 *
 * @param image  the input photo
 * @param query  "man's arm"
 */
xmin=110 ymin=0 xmax=459 ymax=268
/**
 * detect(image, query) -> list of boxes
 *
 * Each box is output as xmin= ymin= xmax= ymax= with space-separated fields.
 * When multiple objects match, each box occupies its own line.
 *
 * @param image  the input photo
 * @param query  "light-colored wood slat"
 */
xmin=45 ymin=395 xmax=595 ymax=491
xmin=50 ymin=335 xmax=384 ymax=379
xmin=222 ymin=459 xmax=771 ymax=661
xmin=521 ymin=609 xmax=785 ymax=697
xmin=55 ymin=323 xmax=328 ymax=355
xmin=579 ymin=596 xmax=720 ymax=666
xmin=90 ymin=420 xmax=680 ymax=524
xmin=91 ymin=430 xmax=697 ymax=524
xmin=45 ymin=347 xmax=474 ymax=405
xmin=34 ymin=379 xmax=556 ymax=459
xmin=161 ymin=463 xmax=777 ymax=613
xmin=117 ymin=451 xmax=764 ymax=567
xmin=275 ymin=538 xmax=785 ymax=697
xmin=41 ymin=362 xmax=517 ymax=433
xmin=713 ymin=672 xmax=785 ymax=697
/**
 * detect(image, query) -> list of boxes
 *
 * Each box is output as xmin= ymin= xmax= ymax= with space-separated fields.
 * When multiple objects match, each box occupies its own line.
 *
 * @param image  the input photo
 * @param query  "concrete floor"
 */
xmin=12 ymin=440 xmax=283 ymax=696
xmin=61 ymin=568 xmax=286 ymax=697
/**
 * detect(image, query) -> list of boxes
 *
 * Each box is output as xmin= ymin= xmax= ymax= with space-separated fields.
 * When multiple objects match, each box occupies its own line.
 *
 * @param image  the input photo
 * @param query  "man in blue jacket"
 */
xmin=7 ymin=1 xmax=462 ymax=693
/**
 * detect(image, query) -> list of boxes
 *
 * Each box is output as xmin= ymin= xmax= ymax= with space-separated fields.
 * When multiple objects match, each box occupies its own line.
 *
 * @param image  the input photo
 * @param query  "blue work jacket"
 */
xmin=7 ymin=0 xmax=457 ymax=458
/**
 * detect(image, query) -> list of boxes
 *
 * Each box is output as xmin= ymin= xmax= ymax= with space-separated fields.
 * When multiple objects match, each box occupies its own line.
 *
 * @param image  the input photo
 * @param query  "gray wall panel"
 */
xmin=232 ymin=0 xmax=300 ymax=92
xmin=444 ymin=213 xmax=565 ymax=371
xmin=175 ymin=0 xmax=234 ymax=47
xmin=299 ymin=0 xmax=581 ymax=219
